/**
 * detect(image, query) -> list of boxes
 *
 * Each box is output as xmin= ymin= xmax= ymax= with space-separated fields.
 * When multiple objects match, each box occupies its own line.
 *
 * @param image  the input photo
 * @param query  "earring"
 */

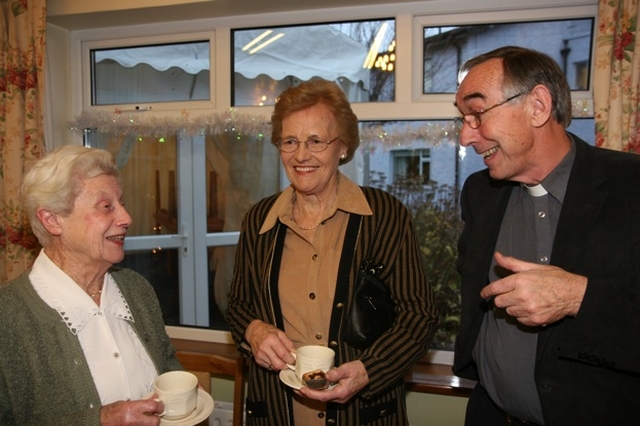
xmin=340 ymin=153 xmax=346 ymax=159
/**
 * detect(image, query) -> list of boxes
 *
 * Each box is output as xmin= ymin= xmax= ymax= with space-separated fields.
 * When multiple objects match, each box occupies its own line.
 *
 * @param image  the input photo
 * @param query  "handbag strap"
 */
xmin=328 ymin=214 xmax=362 ymax=343
xmin=269 ymin=222 xmax=288 ymax=331
xmin=325 ymin=213 xmax=362 ymax=422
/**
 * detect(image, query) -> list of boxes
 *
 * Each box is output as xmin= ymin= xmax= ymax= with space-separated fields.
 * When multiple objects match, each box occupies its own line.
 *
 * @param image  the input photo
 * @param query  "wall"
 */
xmin=208 ymin=376 xmax=468 ymax=426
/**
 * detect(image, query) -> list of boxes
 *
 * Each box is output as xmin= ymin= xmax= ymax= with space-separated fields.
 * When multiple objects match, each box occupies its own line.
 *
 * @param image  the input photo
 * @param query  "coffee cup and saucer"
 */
xmin=146 ymin=371 xmax=215 ymax=425
xmin=279 ymin=345 xmax=336 ymax=390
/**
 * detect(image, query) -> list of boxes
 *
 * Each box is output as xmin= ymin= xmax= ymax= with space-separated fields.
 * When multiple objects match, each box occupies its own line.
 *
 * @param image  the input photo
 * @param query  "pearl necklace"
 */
xmin=89 ymin=286 xmax=103 ymax=299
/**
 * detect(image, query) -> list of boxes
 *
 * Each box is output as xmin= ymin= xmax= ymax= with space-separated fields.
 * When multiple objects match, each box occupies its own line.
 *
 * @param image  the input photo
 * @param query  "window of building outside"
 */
xmin=232 ymin=19 xmax=395 ymax=106
xmin=574 ymin=61 xmax=589 ymax=90
xmin=80 ymin=10 xmax=596 ymax=353
xmin=392 ymin=149 xmax=431 ymax=183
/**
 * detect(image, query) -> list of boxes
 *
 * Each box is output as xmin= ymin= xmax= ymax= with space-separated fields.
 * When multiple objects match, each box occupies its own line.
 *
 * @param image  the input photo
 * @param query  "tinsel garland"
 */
xmin=69 ymin=109 xmax=271 ymax=140
xmin=69 ymin=99 xmax=591 ymax=152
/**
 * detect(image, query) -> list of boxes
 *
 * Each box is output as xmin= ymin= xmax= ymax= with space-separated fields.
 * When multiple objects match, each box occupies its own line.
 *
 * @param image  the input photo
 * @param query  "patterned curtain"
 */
xmin=0 ymin=0 xmax=46 ymax=283
xmin=594 ymin=0 xmax=640 ymax=153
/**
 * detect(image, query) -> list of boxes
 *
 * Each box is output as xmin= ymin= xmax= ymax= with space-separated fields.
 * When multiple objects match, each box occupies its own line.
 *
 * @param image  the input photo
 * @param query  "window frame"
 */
xmin=80 ymin=31 xmax=218 ymax=112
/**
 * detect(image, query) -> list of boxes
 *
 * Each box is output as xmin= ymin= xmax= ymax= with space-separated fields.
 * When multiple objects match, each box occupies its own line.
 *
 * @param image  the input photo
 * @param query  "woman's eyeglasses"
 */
xmin=276 ymin=136 xmax=340 ymax=153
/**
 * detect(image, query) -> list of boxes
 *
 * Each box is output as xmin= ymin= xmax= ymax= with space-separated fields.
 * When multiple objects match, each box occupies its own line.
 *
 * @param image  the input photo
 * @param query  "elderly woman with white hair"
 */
xmin=0 ymin=146 xmax=182 ymax=426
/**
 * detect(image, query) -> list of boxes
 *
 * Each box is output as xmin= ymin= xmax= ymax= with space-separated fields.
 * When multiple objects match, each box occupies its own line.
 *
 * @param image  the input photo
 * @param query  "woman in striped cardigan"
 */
xmin=226 ymin=79 xmax=438 ymax=425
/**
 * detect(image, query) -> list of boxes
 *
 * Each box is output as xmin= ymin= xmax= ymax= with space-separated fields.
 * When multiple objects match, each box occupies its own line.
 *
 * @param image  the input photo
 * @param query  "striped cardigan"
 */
xmin=226 ymin=186 xmax=438 ymax=426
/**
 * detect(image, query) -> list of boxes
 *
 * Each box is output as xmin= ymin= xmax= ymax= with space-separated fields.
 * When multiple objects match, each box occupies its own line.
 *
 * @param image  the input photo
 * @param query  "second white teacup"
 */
xmin=288 ymin=345 xmax=335 ymax=384
xmin=154 ymin=371 xmax=198 ymax=420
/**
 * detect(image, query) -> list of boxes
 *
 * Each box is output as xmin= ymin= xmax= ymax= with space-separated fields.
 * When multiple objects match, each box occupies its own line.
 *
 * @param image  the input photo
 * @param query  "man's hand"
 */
xmin=480 ymin=252 xmax=587 ymax=327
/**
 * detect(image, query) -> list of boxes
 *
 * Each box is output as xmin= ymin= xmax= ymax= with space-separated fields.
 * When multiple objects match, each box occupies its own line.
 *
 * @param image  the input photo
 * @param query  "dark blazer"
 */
xmin=227 ymin=186 xmax=438 ymax=426
xmin=454 ymin=134 xmax=640 ymax=425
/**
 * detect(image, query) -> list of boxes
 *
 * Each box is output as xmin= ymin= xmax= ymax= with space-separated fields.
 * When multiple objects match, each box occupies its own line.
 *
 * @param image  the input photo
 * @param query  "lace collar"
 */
xmin=30 ymin=251 xmax=134 ymax=336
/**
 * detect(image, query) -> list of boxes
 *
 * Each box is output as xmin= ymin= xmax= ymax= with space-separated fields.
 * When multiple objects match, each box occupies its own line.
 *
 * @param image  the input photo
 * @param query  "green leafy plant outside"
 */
xmin=370 ymin=172 xmax=462 ymax=350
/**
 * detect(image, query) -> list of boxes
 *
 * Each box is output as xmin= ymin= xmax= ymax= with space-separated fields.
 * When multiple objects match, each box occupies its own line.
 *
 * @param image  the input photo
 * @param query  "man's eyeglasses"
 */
xmin=454 ymin=93 xmax=524 ymax=129
xmin=276 ymin=136 xmax=340 ymax=153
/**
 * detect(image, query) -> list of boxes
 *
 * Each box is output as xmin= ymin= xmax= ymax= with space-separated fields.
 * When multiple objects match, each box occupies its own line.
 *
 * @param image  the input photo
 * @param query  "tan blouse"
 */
xmin=259 ymin=173 xmax=372 ymax=425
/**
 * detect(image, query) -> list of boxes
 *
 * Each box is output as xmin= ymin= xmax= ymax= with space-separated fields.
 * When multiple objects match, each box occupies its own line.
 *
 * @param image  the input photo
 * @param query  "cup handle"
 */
xmin=286 ymin=352 xmax=297 ymax=371
xmin=154 ymin=397 xmax=166 ymax=417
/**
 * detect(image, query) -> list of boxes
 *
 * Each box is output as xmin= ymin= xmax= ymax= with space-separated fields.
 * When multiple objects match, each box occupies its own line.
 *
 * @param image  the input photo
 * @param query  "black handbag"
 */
xmin=343 ymin=259 xmax=396 ymax=350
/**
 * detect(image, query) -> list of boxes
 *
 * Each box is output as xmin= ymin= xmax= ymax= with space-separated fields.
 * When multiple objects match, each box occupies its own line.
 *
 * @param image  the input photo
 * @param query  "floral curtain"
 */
xmin=594 ymin=0 xmax=640 ymax=153
xmin=0 ymin=0 xmax=46 ymax=283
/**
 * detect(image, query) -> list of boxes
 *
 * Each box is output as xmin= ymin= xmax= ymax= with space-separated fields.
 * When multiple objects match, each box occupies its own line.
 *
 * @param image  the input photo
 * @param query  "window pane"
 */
xmin=566 ymin=117 xmax=595 ymax=144
xmin=232 ymin=19 xmax=395 ymax=106
xmin=80 ymin=127 xmax=184 ymax=323
xmin=84 ymin=131 xmax=179 ymax=237
xmin=422 ymin=18 xmax=594 ymax=93
xmin=363 ymin=121 xmax=462 ymax=350
xmin=118 ymin=248 xmax=182 ymax=325
xmin=205 ymin=133 xmax=281 ymax=321
xmin=91 ymin=41 xmax=210 ymax=105
xmin=204 ymin=134 xmax=280 ymax=233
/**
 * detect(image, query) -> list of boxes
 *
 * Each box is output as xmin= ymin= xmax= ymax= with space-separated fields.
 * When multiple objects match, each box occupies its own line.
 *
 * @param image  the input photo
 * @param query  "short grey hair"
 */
xmin=21 ymin=146 xmax=119 ymax=247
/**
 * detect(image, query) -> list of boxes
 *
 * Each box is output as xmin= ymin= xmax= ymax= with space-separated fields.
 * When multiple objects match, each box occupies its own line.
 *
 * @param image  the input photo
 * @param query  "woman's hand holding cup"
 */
xmin=287 ymin=345 xmax=335 ymax=389
xmin=153 ymin=371 xmax=198 ymax=420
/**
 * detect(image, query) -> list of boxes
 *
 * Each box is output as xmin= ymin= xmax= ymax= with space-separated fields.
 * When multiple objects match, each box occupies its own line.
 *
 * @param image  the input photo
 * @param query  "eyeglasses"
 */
xmin=454 ymin=93 xmax=524 ymax=129
xmin=276 ymin=136 xmax=340 ymax=153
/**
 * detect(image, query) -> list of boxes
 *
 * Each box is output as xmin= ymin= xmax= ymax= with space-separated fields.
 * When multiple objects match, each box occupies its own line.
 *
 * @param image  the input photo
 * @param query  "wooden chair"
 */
xmin=176 ymin=351 xmax=246 ymax=426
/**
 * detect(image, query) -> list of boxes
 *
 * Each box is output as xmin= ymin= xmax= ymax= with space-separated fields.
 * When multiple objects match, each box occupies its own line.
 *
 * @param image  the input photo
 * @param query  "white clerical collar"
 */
xmin=524 ymin=183 xmax=548 ymax=197
xmin=30 ymin=250 xmax=134 ymax=335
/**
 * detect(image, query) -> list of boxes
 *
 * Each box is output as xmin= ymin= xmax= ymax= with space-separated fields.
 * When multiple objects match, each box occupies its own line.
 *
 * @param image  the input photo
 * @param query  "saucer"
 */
xmin=279 ymin=369 xmax=305 ymax=390
xmin=279 ymin=369 xmax=336 ymax=390
xmin=146 ymin=388 xmax=214 ymax=426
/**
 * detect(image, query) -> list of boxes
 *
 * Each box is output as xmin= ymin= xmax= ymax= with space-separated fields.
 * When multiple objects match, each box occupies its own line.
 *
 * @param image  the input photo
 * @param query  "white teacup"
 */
xmin=288 ymin=345 xmax=335 ymax=384
xmin=154 ymin=371 xmax=198 ymax=420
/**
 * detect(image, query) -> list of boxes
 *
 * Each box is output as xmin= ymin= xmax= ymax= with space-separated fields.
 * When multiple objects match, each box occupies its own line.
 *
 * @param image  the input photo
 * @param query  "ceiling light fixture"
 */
xmin=242 ymin=30 xmax=273 ymax=51
xmin=363 ymin=22 xmax=389 ymax=69
xmin=249 ymin=33 xmax=285 ymax=54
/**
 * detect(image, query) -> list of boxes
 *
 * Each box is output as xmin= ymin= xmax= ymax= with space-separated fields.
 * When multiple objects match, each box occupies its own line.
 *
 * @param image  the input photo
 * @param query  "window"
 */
xmin=392 ymin=149 xmax=431 ymax=183
xmin=232 ymin=19 xmax=396 ymax=106
xmin=574 ymin=60 xmax=589 ymax=90
xmin=73 ymin=3 xmax=597 ymax=354
xmin=84 ymin=125 xmax=277 ymax=327
xmin=91 ymin=41 xmax=211 ymax=105
xmin=422 ymin=18 xmax=594 ymax=94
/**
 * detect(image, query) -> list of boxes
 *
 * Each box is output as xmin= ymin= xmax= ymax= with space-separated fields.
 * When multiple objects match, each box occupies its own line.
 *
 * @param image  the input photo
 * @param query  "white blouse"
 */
xmin=29 ymin=250 xmax=157 ymax=404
